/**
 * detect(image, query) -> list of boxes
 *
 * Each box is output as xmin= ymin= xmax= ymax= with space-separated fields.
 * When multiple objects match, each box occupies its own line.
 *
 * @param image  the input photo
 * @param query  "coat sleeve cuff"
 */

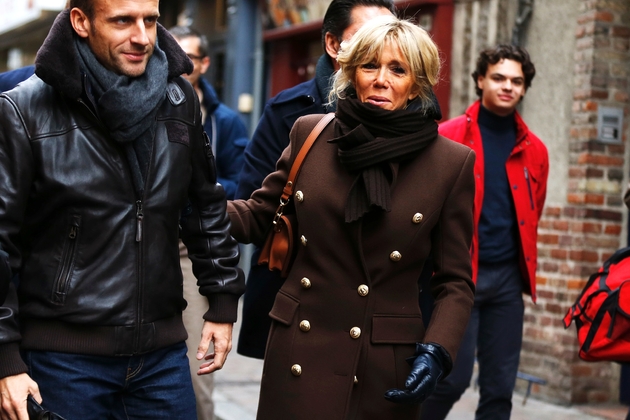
xmin=0 ymin=342 xmax=28 ymax=379
xmin=415 ymin=342 xmax=453 ymax=377
xmin=202 ymin=293 xmax=240 ymax=323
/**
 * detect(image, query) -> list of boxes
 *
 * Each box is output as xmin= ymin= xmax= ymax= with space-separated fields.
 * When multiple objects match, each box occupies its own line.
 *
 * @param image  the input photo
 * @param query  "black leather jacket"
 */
xmin=0 ymin=11 xmax=244 ymax=378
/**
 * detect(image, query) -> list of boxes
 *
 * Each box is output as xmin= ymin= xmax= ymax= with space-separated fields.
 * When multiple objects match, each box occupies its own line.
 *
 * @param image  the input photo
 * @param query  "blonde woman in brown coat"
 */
xmin=227 ymin=15 xmax=475 ymax=419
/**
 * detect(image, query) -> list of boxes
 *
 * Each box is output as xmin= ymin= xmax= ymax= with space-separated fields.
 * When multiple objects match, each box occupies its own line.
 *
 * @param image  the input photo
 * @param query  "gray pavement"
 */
xmin=213 ymin=299 xmax=627 ymax=420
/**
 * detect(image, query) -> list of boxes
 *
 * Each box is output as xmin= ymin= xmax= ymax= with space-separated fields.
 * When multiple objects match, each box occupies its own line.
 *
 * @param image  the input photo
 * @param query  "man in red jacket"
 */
xmin=421 ymin=45 xmax=548 ymax=420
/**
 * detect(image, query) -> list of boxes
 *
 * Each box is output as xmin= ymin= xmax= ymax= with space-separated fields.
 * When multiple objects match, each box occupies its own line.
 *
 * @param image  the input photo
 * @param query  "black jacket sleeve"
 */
xmin=0 ymin=92 xmax=32 ymax=377
xmin=178 ymin=80 xmax=245 ymax=323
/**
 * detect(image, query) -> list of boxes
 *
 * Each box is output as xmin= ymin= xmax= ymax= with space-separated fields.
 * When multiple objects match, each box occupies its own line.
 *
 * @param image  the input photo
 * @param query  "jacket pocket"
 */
xmin=524 ymin=167 xmax=535 ymax=210
xmin=372 ymin=315 xmax=425 ymax=387
xmin=51 ymin=214 xmax=81 ymax=305
xmin=269 ymin=290 xmax=299 ymax=326
xmin=371 ymin=314 xmax=425 ymax=344
xmin=202 ymin=131 xmax=218 ymax=183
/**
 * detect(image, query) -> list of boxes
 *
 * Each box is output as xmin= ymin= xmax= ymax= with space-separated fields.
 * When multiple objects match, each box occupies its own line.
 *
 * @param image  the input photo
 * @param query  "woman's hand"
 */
xmin=384 ymin=343 xmax=449 ymax=404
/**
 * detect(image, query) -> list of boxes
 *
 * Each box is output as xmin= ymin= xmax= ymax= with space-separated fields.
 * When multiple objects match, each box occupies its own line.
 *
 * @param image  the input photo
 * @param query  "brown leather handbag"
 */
xmin=258 ymin=113 xmax=335 ymax=278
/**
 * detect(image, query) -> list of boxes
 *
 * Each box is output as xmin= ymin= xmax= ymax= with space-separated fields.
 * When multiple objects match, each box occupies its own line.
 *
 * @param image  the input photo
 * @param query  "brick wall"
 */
xmin=519 ymin=0 xmax=630 ymax=404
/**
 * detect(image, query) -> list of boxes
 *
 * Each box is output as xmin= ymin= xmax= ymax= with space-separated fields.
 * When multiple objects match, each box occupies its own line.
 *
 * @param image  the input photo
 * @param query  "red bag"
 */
xmin=563 ymin=246 xmax=630 ymax=362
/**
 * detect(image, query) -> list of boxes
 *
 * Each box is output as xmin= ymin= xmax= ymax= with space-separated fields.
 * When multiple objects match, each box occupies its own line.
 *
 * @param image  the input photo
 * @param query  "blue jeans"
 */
xmin=23 ymin=342 xmax=197 ymax=420
xmin=421 ymin=260 xmax=525 ymax=420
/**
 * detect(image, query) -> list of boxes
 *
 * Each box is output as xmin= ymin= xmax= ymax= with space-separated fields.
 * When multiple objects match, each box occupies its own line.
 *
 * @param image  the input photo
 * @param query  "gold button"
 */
xmin=354 ymin=376 xmax=358 ymax=384
xmin=412 ymin=213 xmax=423 ymax=224
xmin=301 ymin=277 xmax=312 ymax=289
xmin=295 ymin=191 xmax=304 ymax=202
xmin=357 ymin=284 xmax=369 ymax=297
xmin=291 ymin=364 xmax=302 ymax=376
xmin=390 ymin=251 xmax=402 ymax=261
xmin=299 ymin=320 xmax=311 ymax=332
xmin=301 ymin=235 xmax=307 ymax=246
xmin=350 ymin=327 xmax=361 ymax=339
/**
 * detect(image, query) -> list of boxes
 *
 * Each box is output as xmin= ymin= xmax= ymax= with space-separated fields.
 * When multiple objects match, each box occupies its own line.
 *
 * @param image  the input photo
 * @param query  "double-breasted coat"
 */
xmin=227 ymin=114 xmax=476 ymax=419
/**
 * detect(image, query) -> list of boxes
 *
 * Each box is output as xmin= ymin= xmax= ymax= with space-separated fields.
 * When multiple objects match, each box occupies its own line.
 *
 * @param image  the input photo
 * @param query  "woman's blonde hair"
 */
xmin=329 ymin=15 xmax=440 ymax=107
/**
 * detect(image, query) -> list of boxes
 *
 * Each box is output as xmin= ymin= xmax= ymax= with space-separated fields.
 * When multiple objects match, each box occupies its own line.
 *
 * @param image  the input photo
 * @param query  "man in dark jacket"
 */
xmin=234 ymin=0 xmax=396 ymax=359
xmin=0 ymin=1 xmax=245 ymax=419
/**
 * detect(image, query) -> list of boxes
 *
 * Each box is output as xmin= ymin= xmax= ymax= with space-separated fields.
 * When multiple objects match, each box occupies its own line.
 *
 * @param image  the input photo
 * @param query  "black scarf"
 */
xmin=330 ymin=96 xmax=438 ymax=222
xmin=75 ymin=37 xmax=169 ymax=196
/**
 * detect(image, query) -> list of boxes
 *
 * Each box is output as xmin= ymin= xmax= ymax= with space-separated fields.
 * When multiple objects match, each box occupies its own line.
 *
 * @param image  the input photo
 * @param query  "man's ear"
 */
xmin=476 ymin=75 xmax=485 ymax=92
xmin=324 ymin=32 xmax=341 ymax=60
xmin=200 ymin=56 xmax=211 ymax=75
xmin=70 ymin=7 xmax=91 ymax=39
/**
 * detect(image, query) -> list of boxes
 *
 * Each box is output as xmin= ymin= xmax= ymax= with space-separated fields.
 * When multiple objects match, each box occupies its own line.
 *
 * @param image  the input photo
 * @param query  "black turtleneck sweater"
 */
xmin=478 ymin=105 xmax=519 ymax=263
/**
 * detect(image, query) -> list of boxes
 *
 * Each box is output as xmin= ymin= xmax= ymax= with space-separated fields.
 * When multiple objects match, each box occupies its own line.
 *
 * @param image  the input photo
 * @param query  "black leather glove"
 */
xmin=384 ymin=342 xmax=451 ymax=404
xmin=0 ymin=249 xmax=10 ymax=305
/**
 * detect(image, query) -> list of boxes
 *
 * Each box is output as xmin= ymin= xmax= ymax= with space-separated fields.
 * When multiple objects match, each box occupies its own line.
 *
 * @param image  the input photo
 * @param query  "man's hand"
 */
xmin=0 ymin=373 xmax=40 ymax=420
xmin=196 ymin=321 xmax=233 ymax=375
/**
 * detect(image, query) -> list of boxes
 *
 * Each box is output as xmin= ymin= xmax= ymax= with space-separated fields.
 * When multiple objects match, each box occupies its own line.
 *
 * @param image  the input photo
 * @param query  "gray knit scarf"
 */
xmin=75 ymin=37 xmax=169 ymax=195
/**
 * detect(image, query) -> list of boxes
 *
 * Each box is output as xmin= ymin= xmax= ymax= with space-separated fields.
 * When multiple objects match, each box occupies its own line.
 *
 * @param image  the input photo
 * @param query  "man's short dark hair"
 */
xmin=321 ymin=0 xmax=396 ymax=50
xmin=472 ymin=44 xmax=536 ymax=97
xmin=69 ymin=0 xmax=95 ymax=20
xmin=168 ymin=26 xmax=210 ymax=58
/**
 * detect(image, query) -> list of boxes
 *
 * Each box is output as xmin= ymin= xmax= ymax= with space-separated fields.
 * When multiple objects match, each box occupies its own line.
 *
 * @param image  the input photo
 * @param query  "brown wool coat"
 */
xmin=228 ymin=114 xmax=476 ymax=420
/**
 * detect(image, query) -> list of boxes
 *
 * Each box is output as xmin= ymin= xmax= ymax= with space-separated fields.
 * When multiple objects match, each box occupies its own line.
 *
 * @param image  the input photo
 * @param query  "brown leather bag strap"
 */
xmin=280 ymin=112 xmax=335 ymax=200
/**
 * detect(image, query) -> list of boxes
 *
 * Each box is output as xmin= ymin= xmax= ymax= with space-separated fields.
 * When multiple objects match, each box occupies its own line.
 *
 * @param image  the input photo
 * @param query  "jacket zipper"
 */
xmin=204 ymin=131 xmax=213 ymax=159
xmin=133 ymin=119 xmax=156 ymax=354
xmin=135 ymin=200 xmax=144 ymax=353
xmin=136 ymin=200 xmax=144 ymax=242
xmin=53 ymin=215 xmax=81 ymax=304
xmin=524 ymin=167 xmax=534 ymax=210
xmin=77 ymin=78 xmax=149 ymax=353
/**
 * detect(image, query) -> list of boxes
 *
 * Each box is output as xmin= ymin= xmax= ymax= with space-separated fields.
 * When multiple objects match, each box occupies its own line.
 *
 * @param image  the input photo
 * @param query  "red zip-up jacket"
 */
xmin=439 ymin=101 xmax=548 ymax=302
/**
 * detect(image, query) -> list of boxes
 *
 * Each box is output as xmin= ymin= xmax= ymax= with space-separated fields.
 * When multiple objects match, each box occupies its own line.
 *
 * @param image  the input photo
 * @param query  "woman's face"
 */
xmin=354 ymin=41 xmax=418 ymax=111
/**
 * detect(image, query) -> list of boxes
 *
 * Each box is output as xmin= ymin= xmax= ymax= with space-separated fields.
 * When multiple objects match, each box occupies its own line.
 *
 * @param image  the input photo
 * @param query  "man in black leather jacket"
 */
xmin=0 ymin=1 xmax=244 ymax=418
